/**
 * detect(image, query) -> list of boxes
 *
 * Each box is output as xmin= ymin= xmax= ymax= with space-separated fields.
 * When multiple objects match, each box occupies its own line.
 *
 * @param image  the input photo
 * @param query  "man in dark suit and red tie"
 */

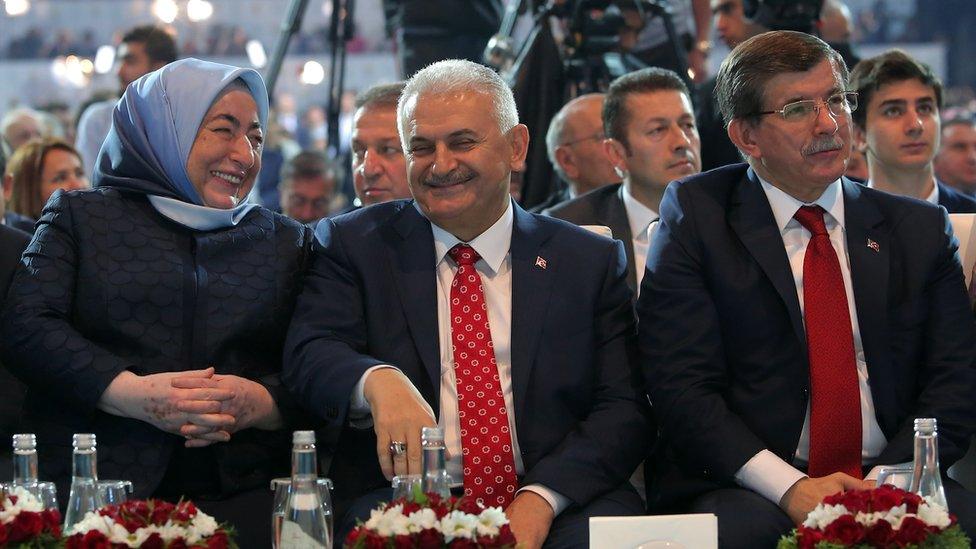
xmin=639 ymin=30 xmax=976 ymax=548
xmin=283 ymin=59 xmax=649 ymax=548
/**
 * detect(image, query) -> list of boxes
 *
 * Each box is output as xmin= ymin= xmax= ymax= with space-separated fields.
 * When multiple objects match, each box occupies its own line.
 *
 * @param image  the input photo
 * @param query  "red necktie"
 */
xmin=794 ymin=206 xmax=862 ymax=479
xmin=448 ymin=244 xmax=518 ymax=508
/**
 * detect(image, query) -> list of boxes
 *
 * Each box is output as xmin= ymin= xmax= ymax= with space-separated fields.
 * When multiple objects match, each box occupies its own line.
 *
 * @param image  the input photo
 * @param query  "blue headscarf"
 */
xmin=92 ymin=58 xmax=269 ymax=227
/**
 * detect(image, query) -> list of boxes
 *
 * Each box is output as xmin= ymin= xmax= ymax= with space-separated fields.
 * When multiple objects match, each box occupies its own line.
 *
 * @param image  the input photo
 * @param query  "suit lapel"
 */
xmin=728 ymin=169 xmax=807 ymax=352
xmin=510 ymin=204 xmax=557 ymax=419
xmin=610 ymin=185 xmax=637 ymax=291
xmin=842 ymin=180 xmax=892 ymax=426
xmin=387 ymin=203 xmax=441 ymax=398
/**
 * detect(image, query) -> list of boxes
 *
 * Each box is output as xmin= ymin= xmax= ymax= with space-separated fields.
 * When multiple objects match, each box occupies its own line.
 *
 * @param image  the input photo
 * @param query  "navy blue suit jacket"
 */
xmin=283 ymin=199 xmax=649 ymax=506
xmin=639 ymin=164 xmax=976 ymax=509
xmin=938 ymin=181 xmax=976 ymax=213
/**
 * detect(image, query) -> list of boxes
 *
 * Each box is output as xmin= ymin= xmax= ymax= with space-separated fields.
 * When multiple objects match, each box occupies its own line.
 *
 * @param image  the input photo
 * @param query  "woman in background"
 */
xmin=2 ymin=137 xmax=88 ymax=232
xmin=1 ymin=59 xmax=312 ymax=547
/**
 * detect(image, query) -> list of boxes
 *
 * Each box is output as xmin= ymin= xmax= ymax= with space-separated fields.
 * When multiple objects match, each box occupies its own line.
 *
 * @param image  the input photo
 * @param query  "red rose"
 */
xmin=150 ymin=505 xmax=172 ymax=525
xmin=393 ymin=534 xmax=413 ymax=549
xmin=449 ymin=539 xmax=478 ymax=549
xmin=8 ymin=510 xmax=44 ymax=542
xmin=344 ymin=527 xmax=367 ymax=546
xmin=796 ymin=526 xmax=824 ymax=549
xmin=864 ymin=519 xmax=895 ymax=545
xmin=141 ymin=532 xmax=165 ymax=549
xmin=823 ymin=514 xmax=864 ymax=545
xmin=895 ymin=516 xmax=929 ymax=546
xmin=870 ymin=486 xmax=904 ymax=511
xmin=418 ymin=527 xmax=443 ymax=548
xmin=363 ymin=531 xmax=386 ymax=549
xmin=497 ymin=524 xmax=516 ymax=545
xmin=456 ymin=498 xmax=483 ymax=515
xmin=0 ymin=522 xmax=8 ymax=545
xmin=206 ymin=530 xmax=229 ymax=549
xmin=402 ymin=501 xmax=422 ymax=515
xmin=75 ymin=530 xmax=112 ymax=549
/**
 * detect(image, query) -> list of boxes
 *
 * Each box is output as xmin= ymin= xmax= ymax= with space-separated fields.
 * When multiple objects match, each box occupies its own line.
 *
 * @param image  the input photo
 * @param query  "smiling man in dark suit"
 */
xmin=639 ymin=31 xmax=976 ymax=548
xmin=283 ymin=59 xmax=648 ymax=548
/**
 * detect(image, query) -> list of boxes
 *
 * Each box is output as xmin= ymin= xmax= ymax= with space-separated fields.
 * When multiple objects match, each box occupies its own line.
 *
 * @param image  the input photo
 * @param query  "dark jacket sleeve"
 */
xmin=0 ymin=192 xmax=132 ymax=411
xmin=281 ymin=218 xmax=386 ymax=427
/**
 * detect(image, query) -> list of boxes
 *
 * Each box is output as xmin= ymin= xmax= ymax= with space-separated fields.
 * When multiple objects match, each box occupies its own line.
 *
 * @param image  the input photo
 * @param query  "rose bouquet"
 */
xmin=0 ymin=486 xmax=61 ymax=548
xmin=778 ymin=485 xmax=970 ymax=548
xmin=63 ymin=499 xmax=235 ymax=549
xmin=343 ymin=492 xmax=516 ymax=548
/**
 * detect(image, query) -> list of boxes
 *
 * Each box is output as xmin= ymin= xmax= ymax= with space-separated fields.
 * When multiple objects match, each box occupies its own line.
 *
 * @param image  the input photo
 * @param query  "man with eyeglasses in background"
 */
xmin=850 ymin=50 xmax=976 ymax=212
xmin=533 ymin=94 xmax=620 ymax=213
xmin=638 ymin=31 xmax=976 ymax=548
xmin=546 ymin=69 xmax=700 ymax=295
xmin=279 ymin=151 xmax=341 ymax=226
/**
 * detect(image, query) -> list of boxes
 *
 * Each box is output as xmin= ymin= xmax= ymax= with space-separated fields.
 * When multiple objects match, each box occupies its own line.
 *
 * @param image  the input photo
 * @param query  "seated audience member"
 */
xmin=0 ymin=59 xmax=312 ymax=545
xmin=279 ymin=151 xmax=340 ymax=225
xmin=283 ymin=59 xmax=649 ymax=548
xmin=546 ymin=68 xmax=701 ymax=295
xmin=535 ymin=93 xmax=620 ymax=212
xmin=3 ymin=138 xmax=88 ymax=233
xmin=851 ymin=50 xmax=976 ymax=212
xmin=934 ymin=112 xmax=976 ymax=196
xmin=639 ymin=31 xmax=976 ymax=549
xmin=76 ymin=25 xmax=179 ymax=176
xmin=350 ymin=82 xmax=411 ymax=207
xmin=0 ymin=108 xmax=45 ymax=158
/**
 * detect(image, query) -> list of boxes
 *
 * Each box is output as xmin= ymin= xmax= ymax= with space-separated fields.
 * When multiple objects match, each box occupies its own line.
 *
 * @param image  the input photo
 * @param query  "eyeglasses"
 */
xmin=753 ymin=91 xmax=858 ymax=123
xmin=560 ymin=133 xmax=605 ymax=147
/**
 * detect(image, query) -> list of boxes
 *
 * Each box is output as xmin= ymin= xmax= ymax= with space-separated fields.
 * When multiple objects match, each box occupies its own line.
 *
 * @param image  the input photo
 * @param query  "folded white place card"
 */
xmin=589 ymin=513 xmax=718 ymax=549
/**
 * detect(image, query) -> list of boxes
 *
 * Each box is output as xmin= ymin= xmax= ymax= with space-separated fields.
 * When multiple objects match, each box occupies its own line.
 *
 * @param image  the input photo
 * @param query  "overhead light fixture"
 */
xmin=300 ymin=61 xmax=325 ymax=85
xmin=152 ymin=0 xmax=178 ymax=23
xmin=186 ymin=0 xmax=213 ymax=22
xmin=246 ymin=40 xmax=267 ymax=68
xmin=94 ymin=45 xmax=116 ymax=74
xmin=5 ymin=0 xmax=30 ymax=16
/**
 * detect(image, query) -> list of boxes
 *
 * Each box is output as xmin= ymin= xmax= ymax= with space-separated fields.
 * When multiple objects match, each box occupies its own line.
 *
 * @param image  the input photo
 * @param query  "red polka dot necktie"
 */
xmin=794 ymin=206 xmax=862 ymax=479
xmin=448 ymin=244 xmax=518 ymax=508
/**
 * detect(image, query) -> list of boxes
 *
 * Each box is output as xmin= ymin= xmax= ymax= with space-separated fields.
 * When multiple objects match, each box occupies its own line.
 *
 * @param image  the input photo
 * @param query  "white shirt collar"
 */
xmin=757 ymin=174 xmax=845 ymax=233
xmin=865 ymin=179 xmax=939 ymax=205
xmin=428 ymin=199 xmax=514 ymax=276
xmin=621 ymin=185 xmax=659 ymax=242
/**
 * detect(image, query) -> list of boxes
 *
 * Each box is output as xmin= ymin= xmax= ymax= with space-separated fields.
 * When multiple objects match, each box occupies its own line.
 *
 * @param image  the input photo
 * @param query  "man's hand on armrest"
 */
xmin=779 ymin=474 xmax=871 ymax=524
xmin=363 ymin=368 xmax=436 ymax=480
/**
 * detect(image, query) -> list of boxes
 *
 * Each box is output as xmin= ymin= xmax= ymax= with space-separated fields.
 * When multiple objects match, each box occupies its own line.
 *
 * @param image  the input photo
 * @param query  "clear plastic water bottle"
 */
xmin=278 ymin=431 xmax=330 ymax=549
xmin=64 ymin=433 xmax=104 ymax=531
xmin=421 ymin=427 xmax=451 ymax=498
xmin=909 ymin=418 xmax=948 ymax=509
xmin=11 ymin=434 xmax=39 ymax=487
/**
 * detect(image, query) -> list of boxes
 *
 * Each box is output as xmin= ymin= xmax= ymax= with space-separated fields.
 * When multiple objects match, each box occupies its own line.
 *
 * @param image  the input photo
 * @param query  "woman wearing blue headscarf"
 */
xmin=1 ymin=59 xmax=311 ymax=542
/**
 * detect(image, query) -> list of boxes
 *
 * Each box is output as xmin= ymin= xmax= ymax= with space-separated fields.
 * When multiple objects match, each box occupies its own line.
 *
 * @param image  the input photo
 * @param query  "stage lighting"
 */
xmin=152 ymin=0 xmax=178 ymax=23
xmin=94 ymin=45 xmax=116 ymax=74
xmin=187 ymin=0 xmax=213 ymax=22
xmin=300 ymin=61 xmax=325 ymax=85
xmin=246 ymin=40 xmax=267 ymax=68
xmin=5 ymin=0 xmax=30 ymax=16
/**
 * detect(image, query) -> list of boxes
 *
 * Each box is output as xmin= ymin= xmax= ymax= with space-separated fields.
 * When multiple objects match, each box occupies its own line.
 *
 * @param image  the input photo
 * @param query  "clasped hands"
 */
xmin=99 ymin=367 xmax=280 ymax=447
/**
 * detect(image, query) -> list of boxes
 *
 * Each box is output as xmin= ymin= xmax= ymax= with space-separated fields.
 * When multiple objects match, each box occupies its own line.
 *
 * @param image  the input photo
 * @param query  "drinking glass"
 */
xmin=391 ymin=474 xmax=423 ymax=501
xmin=270 ymin=477 xmax=333 ymax=549
xmin=98 ymin=480 xmax=132 ymax=505
xmin=876 ymin=465 xmax=915 ymax=490
xmin=1 ymin=481 xmax=58 ymax=510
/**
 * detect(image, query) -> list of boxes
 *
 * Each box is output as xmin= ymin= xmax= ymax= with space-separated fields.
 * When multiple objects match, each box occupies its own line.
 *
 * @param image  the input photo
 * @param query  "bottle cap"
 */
xmin=421 ymin=427 xmax=444 ymax=442
xmin=72 ymin=433 xmax=96 ymax=449
xmin=914 ymin=418 xmax=937 ymax=435
xmin=293 ymin=430 xmax=315 ymax=444
xmin=12 ymin=434 xmax=36 ymax=451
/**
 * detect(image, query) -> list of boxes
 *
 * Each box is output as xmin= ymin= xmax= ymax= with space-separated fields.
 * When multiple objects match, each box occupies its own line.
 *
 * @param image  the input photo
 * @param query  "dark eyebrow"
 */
xmin=878 ymin=98 xmax=907 ymax=109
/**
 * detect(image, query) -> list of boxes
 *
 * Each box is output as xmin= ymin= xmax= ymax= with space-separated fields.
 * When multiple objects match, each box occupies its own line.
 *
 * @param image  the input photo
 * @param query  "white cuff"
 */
xmin=517 ymin=485 xmax=571 ymax=517
xmin=348 ymin=365 xmax=398 ymax=428
xmin=733 ymin=449 xmax=807 ymax=505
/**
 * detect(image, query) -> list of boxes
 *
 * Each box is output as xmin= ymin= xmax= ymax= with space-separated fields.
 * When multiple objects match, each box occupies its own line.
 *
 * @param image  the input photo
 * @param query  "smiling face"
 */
xmin=40 ymin=148 xmax=88 ymax=203
xmin=351 ymin=105 xmax=410 ymax=206
xmin=186 ymin=88 xmax=264 ymax=209
xmin=859 ymin=78 xmax=940 ymax=175
xmin=729 ymin=58 xmax=853 ymax=202
xmin=401 ymin=90 xmax=528 ymax=241
xmin=607 ymin=89 xmax=701 ymax=193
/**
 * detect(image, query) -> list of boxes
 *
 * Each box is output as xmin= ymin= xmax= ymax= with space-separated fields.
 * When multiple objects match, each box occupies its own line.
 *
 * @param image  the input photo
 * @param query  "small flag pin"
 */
xmin=867 ymin=238 xmax=880 ymax=252
xmin=535 ymin=256 xmax=547 ymax=269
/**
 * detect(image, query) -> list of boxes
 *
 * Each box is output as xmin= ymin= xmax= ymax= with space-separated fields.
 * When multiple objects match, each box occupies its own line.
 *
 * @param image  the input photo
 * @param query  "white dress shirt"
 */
xmin=734 ymin=177 xmax=892 ymax=505
xmin=350 ymin=201 xmax=569 ymax=514
xmin=75 ymin=100 xmax=115 ymax=178
xmin=621 ymin=186 xmax=659 ymax=292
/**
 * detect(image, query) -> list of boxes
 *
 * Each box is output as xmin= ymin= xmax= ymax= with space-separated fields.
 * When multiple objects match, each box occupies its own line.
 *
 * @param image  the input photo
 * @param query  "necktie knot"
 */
xmin=449 ymin=244 xmax=481 ymax=266
xmin=794 ymin=205 xmax=829 ymax=236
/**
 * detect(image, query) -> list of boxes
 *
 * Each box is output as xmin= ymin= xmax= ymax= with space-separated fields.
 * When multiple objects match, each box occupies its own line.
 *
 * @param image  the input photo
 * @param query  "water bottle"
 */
xmin=64 ymin=433 xmax=104 ymax=531
xmin=909 ymin=418 xmax=948 ymax=509
xmin=421 ymin=427 xmax=451 ymax=498
xmin=11 ymin=434 xmax=39 ymax=487
xmin=278 ymin=431 xmax=330 ymax=549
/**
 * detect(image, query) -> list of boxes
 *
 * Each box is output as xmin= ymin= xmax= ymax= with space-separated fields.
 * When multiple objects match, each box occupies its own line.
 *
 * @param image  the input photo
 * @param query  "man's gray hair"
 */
xmin=397 ymin=59 xmax=518 ymax=147
xmin=545 ymin=107 xmax=570 ymax=179
xmin=0 ymin=107 xmax=43 ymax=137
